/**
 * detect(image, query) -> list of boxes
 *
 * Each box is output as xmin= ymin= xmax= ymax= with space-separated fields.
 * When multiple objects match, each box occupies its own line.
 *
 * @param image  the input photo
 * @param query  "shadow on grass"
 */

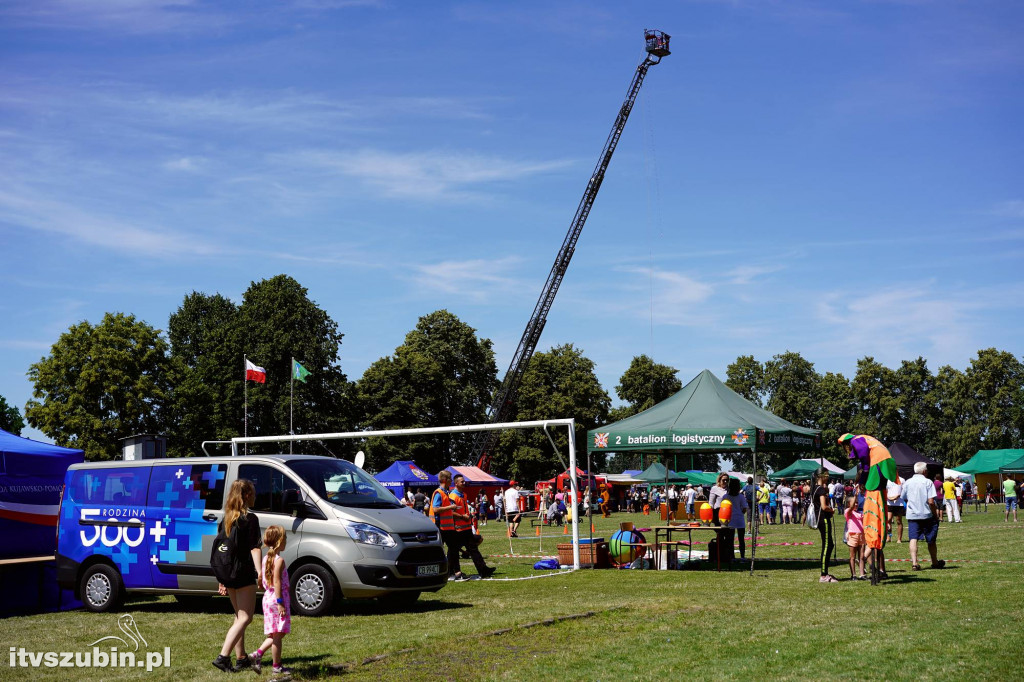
xmin=338 ymin=599 xmax=472 ymax=617
xmin=124 ymin=595 xmax=473 ymax=617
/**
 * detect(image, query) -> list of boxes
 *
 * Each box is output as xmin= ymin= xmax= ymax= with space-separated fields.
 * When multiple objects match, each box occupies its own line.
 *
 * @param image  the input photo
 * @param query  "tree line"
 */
xmin=6 ymin=274 xmax=1022 ymax=484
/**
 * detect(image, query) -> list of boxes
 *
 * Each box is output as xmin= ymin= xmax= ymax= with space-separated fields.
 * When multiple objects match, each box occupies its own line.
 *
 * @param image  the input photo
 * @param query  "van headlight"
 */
xmin=342 ymin=521 xmax=396 ymax=547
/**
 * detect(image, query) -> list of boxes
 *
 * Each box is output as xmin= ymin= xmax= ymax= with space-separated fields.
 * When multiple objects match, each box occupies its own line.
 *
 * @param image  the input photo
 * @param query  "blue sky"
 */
xmin=2 ymin=1 xmax=1022 ymax=443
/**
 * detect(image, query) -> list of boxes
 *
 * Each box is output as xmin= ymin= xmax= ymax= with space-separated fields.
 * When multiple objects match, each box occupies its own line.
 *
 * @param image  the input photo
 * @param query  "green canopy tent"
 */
xmin=843 ymin=465 xmax=858 ymax=481
xmin=684 ymin=471 xmax=721 ymax=487
xmin=957 ymin=449 xmax=1024 ymax=495
xmin=956 ymin=449 xmax=1024 ymax=474
xmin=587 ymin=369 xmax=822 ymax=574
xmin=769 ymin=458 xmax=843 ymax=481
xmin=634 ymin=461 xmax=688 ymax=484
xmin=999 ymin=453 xmax=1024 ymax=474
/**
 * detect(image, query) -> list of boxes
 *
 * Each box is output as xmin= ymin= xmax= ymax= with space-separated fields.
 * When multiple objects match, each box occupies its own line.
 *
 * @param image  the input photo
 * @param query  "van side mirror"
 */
xmin=281 ymin=489 xmax=326 ymax=520
xmin=282 ymin=489 xmax=304 ymax=515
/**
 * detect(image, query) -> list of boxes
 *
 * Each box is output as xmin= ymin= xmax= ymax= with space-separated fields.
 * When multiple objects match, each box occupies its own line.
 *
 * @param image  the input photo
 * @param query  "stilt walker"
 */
xmin=839 ymin=433 xmax=896 ymax=585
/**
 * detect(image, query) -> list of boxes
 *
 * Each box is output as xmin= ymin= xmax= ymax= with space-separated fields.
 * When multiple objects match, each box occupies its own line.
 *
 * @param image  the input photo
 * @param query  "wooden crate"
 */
xmin=557 ymin=541 xmax=610 ymax=568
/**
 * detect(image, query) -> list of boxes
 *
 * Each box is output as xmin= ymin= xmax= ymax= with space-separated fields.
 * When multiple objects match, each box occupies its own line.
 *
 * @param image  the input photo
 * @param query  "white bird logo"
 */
xmin=89 ymin=614 xmax=148 ymax=651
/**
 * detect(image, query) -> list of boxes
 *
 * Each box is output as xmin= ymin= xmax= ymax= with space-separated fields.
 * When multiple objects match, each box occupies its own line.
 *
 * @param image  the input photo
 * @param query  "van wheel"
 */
xmin=290 ymin=564 xmax=337 ymax=617
xmin=81 ymin=564 xmax=124 ymax=613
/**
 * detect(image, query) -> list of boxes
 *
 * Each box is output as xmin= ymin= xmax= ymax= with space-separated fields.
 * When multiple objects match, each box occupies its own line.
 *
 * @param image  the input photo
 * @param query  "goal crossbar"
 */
xmin=213 ymin=419 xmax=582 ymax=568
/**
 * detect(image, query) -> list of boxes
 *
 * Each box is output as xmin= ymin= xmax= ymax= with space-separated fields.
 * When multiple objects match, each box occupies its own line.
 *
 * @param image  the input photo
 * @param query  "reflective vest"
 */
xmin=449 ymin=489 xmax=473 ymax=532
xmin=430 ymin=486 xmax=455 ymax=531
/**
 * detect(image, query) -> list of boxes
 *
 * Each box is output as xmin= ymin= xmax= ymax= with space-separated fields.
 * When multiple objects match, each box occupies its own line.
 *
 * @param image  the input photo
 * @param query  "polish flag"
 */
xmin=245 ymin=359 xmax=266 ymax=383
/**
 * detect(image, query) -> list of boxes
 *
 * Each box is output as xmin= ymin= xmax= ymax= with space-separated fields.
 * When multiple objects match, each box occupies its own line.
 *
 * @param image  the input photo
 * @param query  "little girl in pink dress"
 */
xmin=249 ymin=525 xmax=291 ymax=674
xmin=844 ymin=486 xmax=866 ymax=580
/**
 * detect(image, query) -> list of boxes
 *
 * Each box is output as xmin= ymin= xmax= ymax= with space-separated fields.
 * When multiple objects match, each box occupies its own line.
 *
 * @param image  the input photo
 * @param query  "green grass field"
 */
xmin=2 ymin=506 xmax=1022 ymax=681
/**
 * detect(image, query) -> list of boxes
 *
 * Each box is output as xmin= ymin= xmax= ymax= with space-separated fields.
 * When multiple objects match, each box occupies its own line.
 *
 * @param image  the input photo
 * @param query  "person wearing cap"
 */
xmin=682 ymin=483 xmax=697 ymax=521
xmin=503 ymin=482 xmax=522 ymax=537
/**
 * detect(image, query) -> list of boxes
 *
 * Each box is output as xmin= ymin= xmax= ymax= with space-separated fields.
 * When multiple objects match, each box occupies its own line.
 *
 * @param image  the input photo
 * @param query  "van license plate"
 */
xmin=417 ymin=564 xmax=439 ymax=576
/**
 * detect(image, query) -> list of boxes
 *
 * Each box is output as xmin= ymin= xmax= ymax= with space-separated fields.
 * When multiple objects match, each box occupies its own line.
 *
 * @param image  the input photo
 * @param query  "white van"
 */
xmin=56 ymin=454 xmax=447 ymax=616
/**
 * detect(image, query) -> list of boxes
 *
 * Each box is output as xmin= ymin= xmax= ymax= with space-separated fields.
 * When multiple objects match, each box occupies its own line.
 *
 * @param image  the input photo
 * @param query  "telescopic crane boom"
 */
xmin=473 ymin=30 xmax=671 ymax=472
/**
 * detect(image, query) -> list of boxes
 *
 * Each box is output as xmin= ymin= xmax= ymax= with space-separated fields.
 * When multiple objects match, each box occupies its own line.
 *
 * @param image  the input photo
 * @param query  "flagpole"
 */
xmin=243 ymin=354 xmax=248 ymax=456
xmin=290 ymin=357 xmax=294 ymax=455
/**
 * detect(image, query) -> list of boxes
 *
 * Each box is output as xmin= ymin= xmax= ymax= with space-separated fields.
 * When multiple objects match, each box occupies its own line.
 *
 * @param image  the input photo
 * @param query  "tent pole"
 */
xmin=749 ymin=446 xmax=756 ymax=576
xmin=587 ymin=449 xmax=593 ymax=562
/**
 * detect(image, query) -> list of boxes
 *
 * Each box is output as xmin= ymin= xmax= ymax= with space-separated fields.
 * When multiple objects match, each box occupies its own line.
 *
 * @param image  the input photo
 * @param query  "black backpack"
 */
xmin=210 ymin=517 xmax=247 ymax=584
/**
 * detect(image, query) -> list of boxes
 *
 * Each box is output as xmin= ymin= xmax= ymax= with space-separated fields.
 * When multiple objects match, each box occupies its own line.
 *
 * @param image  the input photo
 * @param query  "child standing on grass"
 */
xmin=844 ymin=485 xmax=866 ymax=580
xmin=250 ymin=526 xmax=291 ymax=675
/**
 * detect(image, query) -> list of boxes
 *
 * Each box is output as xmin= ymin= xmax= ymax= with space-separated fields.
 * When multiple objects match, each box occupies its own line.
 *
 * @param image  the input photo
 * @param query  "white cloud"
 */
xmin=0 ymin=0 xmax=228 ymax=34
xmin=809 ymin=282 xmax=1024 ymax=368
xmin=276 ymin=149 xmax=574 ymax=201
xmin=608 ymin=266 xmax=715 ymax=326
xmin=990 ymin=200 xmax=1024 ymax=220
xmin=412 ymin=257 xmax=526 ymax=302
xmin=0 ymin=187 xmax=219 ymax=257
xmin=726 ymin=264 xmax=786 ymax=285
xmin=162 ymin=156 xmax=205 ymax=172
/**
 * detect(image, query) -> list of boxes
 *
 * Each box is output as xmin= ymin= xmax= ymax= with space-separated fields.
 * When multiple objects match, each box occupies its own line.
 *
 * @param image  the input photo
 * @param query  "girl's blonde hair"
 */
xmin=224 ymin=479 xmax=255 ymax=536
xmin=716 ymin=473 xmax=729 ymax=487
xmin=263 ymin=525 xmax=286 ymax=567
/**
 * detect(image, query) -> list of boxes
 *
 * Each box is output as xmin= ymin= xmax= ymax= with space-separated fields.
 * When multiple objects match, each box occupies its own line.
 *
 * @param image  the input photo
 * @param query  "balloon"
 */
xmin=699 ymin=503 xmax=713 ymax=522
xmin=719 ymin=499 xmax=733 ymax=523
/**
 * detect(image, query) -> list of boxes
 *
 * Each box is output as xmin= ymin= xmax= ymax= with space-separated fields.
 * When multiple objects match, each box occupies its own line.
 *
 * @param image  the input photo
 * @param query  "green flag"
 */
xmin=292 ymin=359 xmax=312 ymax=383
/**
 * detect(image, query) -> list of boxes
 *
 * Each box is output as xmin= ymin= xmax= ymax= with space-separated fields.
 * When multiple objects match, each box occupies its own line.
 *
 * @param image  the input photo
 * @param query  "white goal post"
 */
xmin=208 ymin=418 xmax=582 ymax=569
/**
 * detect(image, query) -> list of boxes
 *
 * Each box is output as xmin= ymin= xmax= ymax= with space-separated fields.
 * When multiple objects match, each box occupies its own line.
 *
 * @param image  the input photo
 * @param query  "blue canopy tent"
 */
xmin=1 ymin=428 xmax=84 ymax=559
xmin=0 ymin=428 xmax=84 ymax=617
xmin=373 ymin=460 xmax=438 ymax=499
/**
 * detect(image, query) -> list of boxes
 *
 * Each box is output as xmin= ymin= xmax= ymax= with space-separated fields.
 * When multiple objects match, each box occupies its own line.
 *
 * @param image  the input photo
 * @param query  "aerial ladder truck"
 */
xmin=473 ymin=30 xmax=671 ymax=472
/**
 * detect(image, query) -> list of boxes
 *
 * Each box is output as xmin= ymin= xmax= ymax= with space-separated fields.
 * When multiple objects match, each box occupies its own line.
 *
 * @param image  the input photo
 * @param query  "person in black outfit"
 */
xmin=812 ymin=469 xmax=838 ymax=583
xmin=213 ymin=479 xmax=264 ymax=673
xmin=413 ymin=488 xmax=427 ymax=514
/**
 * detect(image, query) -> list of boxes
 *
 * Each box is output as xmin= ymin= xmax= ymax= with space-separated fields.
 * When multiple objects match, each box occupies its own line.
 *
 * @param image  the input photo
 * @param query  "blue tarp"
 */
xmin=0 ymin=428 xmax=84 ymax=560
xmin=373 ymin=460 xmax=438 ymax=494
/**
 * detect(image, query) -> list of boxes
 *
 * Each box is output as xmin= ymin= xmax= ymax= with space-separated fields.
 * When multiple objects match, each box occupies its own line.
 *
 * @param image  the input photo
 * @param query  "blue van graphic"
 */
xmin=57 ymin=462 xmax=226 ymax=609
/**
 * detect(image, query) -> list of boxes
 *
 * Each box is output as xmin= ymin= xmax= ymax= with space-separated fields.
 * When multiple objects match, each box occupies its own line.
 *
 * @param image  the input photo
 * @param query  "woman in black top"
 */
xmin=213 ymin=479 xmax=264 ymax=673
xmin=813 ymin=470 xmax=838 ymax=583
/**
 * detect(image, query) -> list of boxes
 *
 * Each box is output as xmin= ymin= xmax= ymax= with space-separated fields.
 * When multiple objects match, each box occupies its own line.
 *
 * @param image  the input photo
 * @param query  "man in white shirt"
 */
xmin=901 ymin=462 xmax=945 ymax=570
xmin=682 ymin=484 xmax=697 ymax=521
xmin=504 ymin=482 xmax=522 ymax=538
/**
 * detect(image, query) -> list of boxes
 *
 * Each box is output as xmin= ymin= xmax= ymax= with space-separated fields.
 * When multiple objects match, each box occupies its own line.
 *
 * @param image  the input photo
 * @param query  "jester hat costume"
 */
xmin=839 ymin=433 xmax=896 ymax=550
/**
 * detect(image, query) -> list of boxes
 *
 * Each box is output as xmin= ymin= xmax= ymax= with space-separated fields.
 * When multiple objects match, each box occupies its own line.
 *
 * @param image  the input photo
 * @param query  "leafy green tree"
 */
xmin=849 ymin=357 xmax=900 ymax=442
xmin=963 ymin=348 xmax=1023 ymax=450
xmin=165 ymin=292 xmax=239 ymax=456
xmin=726 ymin=355 xmax=765 ymax=406
xmin=927 ymin=365 xmax=979 ymax=466
xmin=26 ymin=313 xmax=171 ymax=460
xmin=493 ymin=344 xmax=610 ymax=484
xmin=764 ymin=351 xmax=820 ymax=427
xmin=0 ymin=394 xmax=25 ymax=435
xmin=892 ymin=357 xmax=934 ymax=449
xmin=758 ymin=352 xmax=821 ymax=470
xmin=614 ymin=355 xmax=681 ymax=416
xmin=231 ymin=275 xmax=353 ymax=456
xmin=812 ymin=372 xmax=854 ymax=464
xmin=357 ymin=310 xmax=497 ymax=472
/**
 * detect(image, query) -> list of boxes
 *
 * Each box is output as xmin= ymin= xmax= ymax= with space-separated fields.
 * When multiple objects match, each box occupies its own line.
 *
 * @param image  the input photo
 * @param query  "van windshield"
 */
xmin=286 ymin=458 xmax=402 ymax=509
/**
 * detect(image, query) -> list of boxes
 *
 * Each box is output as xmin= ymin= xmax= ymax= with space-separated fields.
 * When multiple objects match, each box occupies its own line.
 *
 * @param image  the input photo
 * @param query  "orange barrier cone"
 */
xmin=535 ymin=526 xmax=541 ymax=537
xmin=591 ymin=523 xmax=596 ymax=534
xmin=563 ymin=524 xmax=568 ymax=535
